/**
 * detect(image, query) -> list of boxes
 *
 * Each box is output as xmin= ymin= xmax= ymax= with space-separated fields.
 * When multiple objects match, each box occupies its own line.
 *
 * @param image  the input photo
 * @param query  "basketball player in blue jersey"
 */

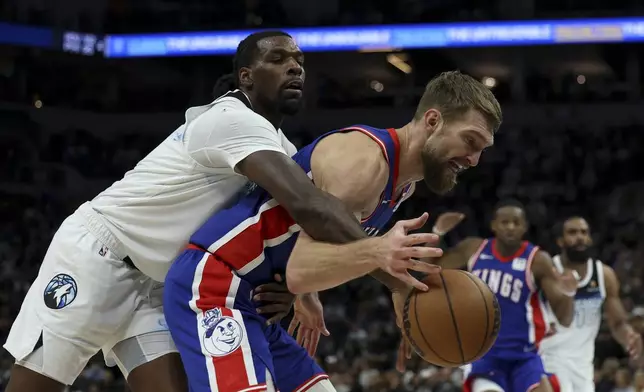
xmin=163 ymin=71 xmax=503 ymax=392
xmin=431 ymin=200 xmax=578 ymax=392
xmin=540 ymin=216 xmax=642 ymax=392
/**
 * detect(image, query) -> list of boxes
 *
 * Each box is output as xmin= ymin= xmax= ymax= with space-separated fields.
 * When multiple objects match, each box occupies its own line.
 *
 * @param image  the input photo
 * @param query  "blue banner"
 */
xmin=104 ymin=17 xmax=644 ymax=58
xmin=0 ymin=22 xmax=53 ymax=48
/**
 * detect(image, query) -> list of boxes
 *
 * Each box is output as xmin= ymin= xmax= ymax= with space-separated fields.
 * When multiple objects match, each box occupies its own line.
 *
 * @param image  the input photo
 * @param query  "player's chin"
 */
xmin=425 ymin=173 xmax=456 ymax=195
xmin=279 ymin=99 xmax=302 ymax=115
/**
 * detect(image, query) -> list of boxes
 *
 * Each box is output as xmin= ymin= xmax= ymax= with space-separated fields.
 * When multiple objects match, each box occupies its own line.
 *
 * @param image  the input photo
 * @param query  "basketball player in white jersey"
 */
xmin=539 ymin=216 xmax=642 ymax=392
xmin=4 ymin=31 xmax=435 ymax=392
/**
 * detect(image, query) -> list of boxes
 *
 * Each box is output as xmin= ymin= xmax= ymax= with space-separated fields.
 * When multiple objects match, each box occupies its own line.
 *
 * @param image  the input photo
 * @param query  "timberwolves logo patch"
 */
xmin=202 ymin=308 xmax=243 ymax=357
xmin=43 ymin=274 xmax=78 ymax=309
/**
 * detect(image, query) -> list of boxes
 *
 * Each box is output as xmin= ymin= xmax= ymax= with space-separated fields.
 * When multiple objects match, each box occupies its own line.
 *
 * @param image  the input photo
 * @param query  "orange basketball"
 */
xmin=402 ymin=269 xmax=501 ymax=367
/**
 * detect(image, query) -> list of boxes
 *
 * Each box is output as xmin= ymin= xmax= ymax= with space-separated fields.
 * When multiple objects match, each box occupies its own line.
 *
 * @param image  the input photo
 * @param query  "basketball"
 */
xmin=402 ymin=269 xmax=501 ymax=367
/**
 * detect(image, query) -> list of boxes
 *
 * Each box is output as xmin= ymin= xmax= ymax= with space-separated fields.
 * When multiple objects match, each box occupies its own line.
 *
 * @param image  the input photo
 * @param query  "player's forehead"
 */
xmin=563 ymin=218 xmax=589 ymax=232
xmin=495 ymin=206 xmax=524 ymax=220
xmin=458 ymin=110 xmax=494 ymax=146
xmin=256 ymin=36 xmax=301 ymax=57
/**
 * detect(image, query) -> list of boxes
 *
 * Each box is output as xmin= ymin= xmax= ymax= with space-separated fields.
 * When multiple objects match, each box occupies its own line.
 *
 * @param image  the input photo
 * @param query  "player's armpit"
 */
xmin=435 ymin=237 xmax=484 ymax=270
xmin=532 ymin=251 xmax=575 ymax=327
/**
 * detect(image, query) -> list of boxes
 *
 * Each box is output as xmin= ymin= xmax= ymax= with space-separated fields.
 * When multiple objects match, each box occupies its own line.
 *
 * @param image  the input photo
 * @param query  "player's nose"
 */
xmin=466 ymin=151 xmax=482 ymax=167
xmin=286 ymin=58 xmax=303 ymax=76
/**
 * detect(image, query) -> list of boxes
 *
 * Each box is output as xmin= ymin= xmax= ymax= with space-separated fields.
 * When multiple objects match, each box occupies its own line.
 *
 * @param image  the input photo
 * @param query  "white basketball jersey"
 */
xmin=88 ymin=91 xmax=297 ymax=282
xmin=539 ymin=255 xmax=606 ymax=364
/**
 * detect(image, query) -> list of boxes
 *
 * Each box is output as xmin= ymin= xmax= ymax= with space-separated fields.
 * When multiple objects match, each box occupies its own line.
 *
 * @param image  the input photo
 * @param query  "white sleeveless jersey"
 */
xmin=87 ymin=91 xmax=297 ymax=282
xmin=539 ymin=255 xmax=606 ymax=364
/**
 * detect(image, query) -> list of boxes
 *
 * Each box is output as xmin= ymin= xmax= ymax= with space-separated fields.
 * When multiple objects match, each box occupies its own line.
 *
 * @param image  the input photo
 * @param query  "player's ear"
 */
xmin=556 ymin=237 xmax=564 ymax=248
xmin=423 ymin=109 xmax=442 ymax=132
xmin=239 ymin=67 xmax=253 ymax=89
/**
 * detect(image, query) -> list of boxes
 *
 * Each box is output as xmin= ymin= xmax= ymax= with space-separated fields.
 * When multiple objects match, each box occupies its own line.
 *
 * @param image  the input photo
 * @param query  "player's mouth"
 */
xmin=448 ymin=161 xmax=465 ymax=174
xmin=283 ymin=79 xmax=304 ymax=97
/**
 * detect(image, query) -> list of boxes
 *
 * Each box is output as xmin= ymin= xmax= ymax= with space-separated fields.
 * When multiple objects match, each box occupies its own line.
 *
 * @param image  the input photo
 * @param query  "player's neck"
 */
xmin=395 ymin=123 xmax=423 ymax=185
xmin=560 ymin=252 xmax=588 ymax=273
xmin=254 ymin=106 xmax=283 ymax=129
xmin=494 ymin=240 xmax=522 ymax=257
xmin=244 ymin=90 xmax=284 ymax=129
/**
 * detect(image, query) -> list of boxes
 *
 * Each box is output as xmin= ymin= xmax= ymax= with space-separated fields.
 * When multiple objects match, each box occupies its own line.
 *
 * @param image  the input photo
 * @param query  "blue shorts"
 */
xmin=464 ymin=354 xmax=547 ymax=392
xmin=163 ymin=248 xmax=327 ymax=392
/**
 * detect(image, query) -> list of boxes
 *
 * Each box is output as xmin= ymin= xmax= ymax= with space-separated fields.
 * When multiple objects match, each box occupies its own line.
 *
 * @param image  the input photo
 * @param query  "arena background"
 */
xmin=2 ymin=0 xmax=644 ymax=391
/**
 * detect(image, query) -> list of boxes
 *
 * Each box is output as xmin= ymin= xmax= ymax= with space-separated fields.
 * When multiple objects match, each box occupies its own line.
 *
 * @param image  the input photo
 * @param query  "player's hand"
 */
xmin=288 ymin=292 xmax=330 ymax=357
xmin=626 ymin=330 xmax=642 ymax=360
xmin=433 ymin=211 xmax=466 ymax=235
xmin=392 ymin=288 xmax=413 ymax=373
xmin=554 ymin=267 xmax=578 ymax=297
xmin=376 ymin=213 xmax=443 ymax=292
xmin=254 ymin=274 xmax=295 ymax=325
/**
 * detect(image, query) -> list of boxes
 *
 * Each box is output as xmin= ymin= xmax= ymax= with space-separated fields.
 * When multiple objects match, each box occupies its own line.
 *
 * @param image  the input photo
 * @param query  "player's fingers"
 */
xmin=403 ymin=233 xmax=440 ymax=246
xmin=256 ymin=304 xmax=292 ymax=315
xmin=296 ymin=328 xmax=306 ymax=346
xmin=253 ymin=292 xmax=293 ymax=303
xmin=404 ymin=259 xmax=441 ymax=274
xmin=287 ymin=318 xmax=299 ymax=336
xmin=319 ymin=319 xmax=331 ymax=337
xmin=273 ymin=273 xmax=284 ymax=283
xmin=396 ymin=213 xmax=429 ymax=232
xmin=396 ymin=341 xmax=407 ymax=373
xmin=265 ymin=312 xmax=288 ymax=326
xmin=389 ymin=270 xmax=428 ymax=292
xmin=307 ymin=331 xmax=320 ymax=356
xmin=399 ymin=245 xmax=443 ymax=260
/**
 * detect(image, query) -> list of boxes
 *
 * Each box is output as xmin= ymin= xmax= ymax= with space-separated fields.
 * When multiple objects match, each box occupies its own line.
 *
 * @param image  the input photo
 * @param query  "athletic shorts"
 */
xmin=3 ymin=203 xmax=177 ymax=385
xmin=541 ymin=354 xmax=594 ymax=392
xmin=464 ymin=353 xmax=559 ymax=392
xmin=164 ymin=247 xmax=328 ymax=392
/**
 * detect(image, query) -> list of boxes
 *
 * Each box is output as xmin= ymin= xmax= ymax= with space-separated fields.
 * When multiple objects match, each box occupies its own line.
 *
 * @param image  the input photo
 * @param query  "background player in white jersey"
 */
xmin=540 ymin=216 xmax=642 ymax=392
xmin=4 ymin=31 xmax=427 ymax=392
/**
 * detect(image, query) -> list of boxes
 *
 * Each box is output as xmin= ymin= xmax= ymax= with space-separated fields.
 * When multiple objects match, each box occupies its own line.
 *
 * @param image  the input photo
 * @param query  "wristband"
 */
xmin=432 ymin=226 xmax=445 ymax=236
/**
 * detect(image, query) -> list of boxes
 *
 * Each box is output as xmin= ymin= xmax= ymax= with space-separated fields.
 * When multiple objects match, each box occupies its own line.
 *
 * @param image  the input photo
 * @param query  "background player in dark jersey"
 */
xmin=428 ymin=200 xmax=577 ymax=392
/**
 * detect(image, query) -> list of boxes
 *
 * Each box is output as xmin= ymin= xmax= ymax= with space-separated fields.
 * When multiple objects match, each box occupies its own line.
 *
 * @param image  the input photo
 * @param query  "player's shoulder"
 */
xmin=191 ymin=98 xmax=277 ymax=136
xmin=600 ymin=262 xmax=618 ymax=285
xmin=314 ymin=131 xmax=388 ymax=177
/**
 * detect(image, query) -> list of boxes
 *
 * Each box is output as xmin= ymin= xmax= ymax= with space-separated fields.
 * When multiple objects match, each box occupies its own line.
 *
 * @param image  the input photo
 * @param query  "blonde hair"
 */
xmin=414 ymin=71 xmax=503 ymax=133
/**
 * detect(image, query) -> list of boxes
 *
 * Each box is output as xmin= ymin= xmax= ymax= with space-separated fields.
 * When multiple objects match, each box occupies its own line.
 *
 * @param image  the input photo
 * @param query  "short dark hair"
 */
xmin=212 ymin=30 xmax=292 ymax=98
xmin=493 ymin=198 xmax=525 ymax=215
xmin=556 ymin=216 xmax=587 ymax=236
xmin=414 ymin=70 xmax=503 ymax=134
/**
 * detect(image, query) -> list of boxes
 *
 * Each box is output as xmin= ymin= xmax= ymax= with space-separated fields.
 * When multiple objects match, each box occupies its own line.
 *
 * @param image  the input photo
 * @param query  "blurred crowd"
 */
xmin=2 ymin=0 xmax=643 ymax=33
xmin=1 ymin=101 xmax=643 ymax=392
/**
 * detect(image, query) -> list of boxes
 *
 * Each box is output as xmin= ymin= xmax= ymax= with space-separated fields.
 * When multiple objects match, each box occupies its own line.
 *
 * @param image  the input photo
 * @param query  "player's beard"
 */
xmin=564 ymin=245 xmax=592 ymax=263
xmin=421 ymin=148 xmax=457 ymax=195
xmin=278 ymin=90 xmax=303 ymax=115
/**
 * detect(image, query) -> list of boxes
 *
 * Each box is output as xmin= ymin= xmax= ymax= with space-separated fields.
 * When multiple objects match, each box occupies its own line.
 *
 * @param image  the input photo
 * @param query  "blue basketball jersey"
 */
xmin=468 ymin=239 xmax=549 ymax=360
xmin=187 ymin=125 xmax=413 ymax=288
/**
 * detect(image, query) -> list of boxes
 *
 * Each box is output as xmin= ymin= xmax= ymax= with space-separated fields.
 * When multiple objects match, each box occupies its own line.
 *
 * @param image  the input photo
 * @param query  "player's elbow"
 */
xmin=285 ymin=265 xmax=307 ymax=294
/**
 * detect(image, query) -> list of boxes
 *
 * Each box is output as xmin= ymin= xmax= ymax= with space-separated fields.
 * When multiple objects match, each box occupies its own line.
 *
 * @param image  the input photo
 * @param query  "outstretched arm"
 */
xmin=603 ymin=264 xmax=642 ymax=359
xmin=433 ymin=237 xmax=484 ymax=270
xmin=532 ymin=251 xmax=575 ymax=327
